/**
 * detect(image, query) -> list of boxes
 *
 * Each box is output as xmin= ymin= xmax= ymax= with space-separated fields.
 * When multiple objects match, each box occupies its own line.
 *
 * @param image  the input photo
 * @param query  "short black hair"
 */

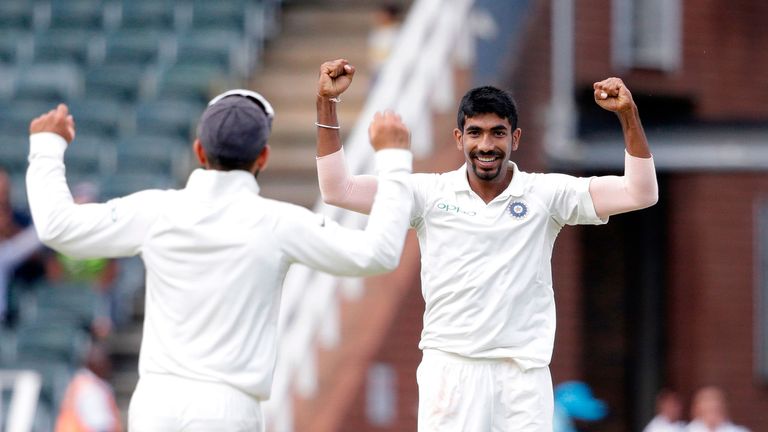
xmin=205 ymin=153 xmax=258 ymax=172
xmin=456 ymin=86 xmax=518 ymax=131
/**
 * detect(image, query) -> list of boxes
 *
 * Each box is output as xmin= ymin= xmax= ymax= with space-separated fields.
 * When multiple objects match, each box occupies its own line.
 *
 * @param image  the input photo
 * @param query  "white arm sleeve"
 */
xmin=589 ymin=151 xmax=658 ymax=219
xmin=26 ymin=133 xmax=163 ymax=258
xmin=316 ymin=147 xmax=378 ymax=215
xmin=281 ymin=149 xmax=412 ymax=276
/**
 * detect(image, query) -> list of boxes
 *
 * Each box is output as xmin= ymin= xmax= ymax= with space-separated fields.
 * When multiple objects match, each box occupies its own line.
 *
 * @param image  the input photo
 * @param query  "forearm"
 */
xmin=617 ymin=104 xmax=651 ymax=158
xmin=316 ymin=147 xmax=378 ymax=214
xmin=316 ymin=96 xmax=343 ymax=157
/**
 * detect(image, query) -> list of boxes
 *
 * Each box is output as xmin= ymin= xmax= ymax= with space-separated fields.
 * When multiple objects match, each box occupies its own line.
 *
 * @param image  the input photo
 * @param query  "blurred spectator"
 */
xmin=644 ymin=389 xmax=685 ymax=432
xmin=686 ymin=386 xmax=750 ymax=432
xmin=0 ymin=169 xmax=42 ymax=325
xmin=45 ymin=182 xmax=119 ymax=338
xmin=553 ymin=381 xmax=608 ymax=432
xmin=55 ymin=342 xmax=122 ymax=432
xmin=367 ymin=2 xmax=403 ymax=86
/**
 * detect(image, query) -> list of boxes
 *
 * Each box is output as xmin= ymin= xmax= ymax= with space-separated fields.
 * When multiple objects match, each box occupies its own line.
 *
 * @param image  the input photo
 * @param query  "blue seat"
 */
xmin=0 ymin=101 xmax=53 ymax=135
xmin=33 ymin=29 xmax=96 ymax=66
xmin=47 ymin=0 xmax=107 ymax=30
xmin=102 ymin=29 xmax=168 ymax=66
xmin=117 ymin=134 xmax=186 ymax=175
xmin=118 ymin=0 xmax=177 ymax=32
xmin=65 ymin=134 xmax=117 ymax=176
xmin=133 ymin=98 xmax=205 ymax=139
xmin=174 ymin=30 xmax=243 ymax=71
xmin=0 ymin=1 xmax=35 ymax=31
xmin=0 ymin=30 xmax=32 ymax=65
xmin=68 ymin=98 xmax=127 ymax=138
xmin=12 ymin=62 xmax=84 ymax=104
xmin=152 ymin=64 xmax=227 ymax=105
xmin=84 ymin=63 xmax=146 ymax=102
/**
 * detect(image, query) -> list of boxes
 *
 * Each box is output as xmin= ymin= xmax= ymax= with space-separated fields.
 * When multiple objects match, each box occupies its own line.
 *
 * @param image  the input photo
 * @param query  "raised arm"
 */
xmin=281 ymin=111 xmax=412 ymax=275
xmin=316 ymin=59 xmax=378 ymax=214
xmin=589 ymin=78 xmax=658 ymax=219
xmin=27 ymin=105 xmax=159 ymax=258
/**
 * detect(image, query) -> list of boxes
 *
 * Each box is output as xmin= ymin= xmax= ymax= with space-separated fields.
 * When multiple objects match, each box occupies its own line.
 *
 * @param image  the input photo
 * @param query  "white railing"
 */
xmin=0 ymin=370 xmax=42 ymax=432
xmin=262 ymin=0 xmax=475 ymax=430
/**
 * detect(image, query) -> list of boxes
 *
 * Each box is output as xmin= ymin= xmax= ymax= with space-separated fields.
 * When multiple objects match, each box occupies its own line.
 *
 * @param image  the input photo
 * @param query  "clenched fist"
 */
xmin=593 ymin=77 xmax=635 ymax=114
xmin=369 ymin=111 xmax=410 ymax=151
xmin=29 ymin=104 xmax=76 ymax=144
xmin=318 ymin=59 xmax=356 ymax=99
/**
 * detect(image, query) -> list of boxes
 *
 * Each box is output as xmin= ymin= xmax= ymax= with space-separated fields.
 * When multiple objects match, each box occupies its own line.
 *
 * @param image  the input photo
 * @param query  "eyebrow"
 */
xmin=465 ymin=124 xmax=508 ymax=131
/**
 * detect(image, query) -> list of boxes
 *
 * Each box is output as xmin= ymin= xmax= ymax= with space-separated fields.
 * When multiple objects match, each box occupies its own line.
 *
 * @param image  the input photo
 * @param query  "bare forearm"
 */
xmin=316 ymin=96 xmax=343 ymax=157
xmin=617 ymin=104 xmax=651 ymax=158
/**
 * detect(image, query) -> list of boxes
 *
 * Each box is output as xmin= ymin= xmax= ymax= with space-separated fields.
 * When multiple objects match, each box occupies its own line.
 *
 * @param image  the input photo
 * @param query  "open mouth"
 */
xmin=472 ymin=152 xmax=503 ymax=169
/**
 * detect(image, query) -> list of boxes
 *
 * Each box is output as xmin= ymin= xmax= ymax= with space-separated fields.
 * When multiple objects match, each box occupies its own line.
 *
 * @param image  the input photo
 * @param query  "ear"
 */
xmin=511 ymin=128 xmax=522 ymax=152
xmin=252 ymin=145 xmax=270 ymax=173
xmin=453 ymin=128 xmax=463 ymax=152
xmin=193 ymin=139 xmax=207 ymax=166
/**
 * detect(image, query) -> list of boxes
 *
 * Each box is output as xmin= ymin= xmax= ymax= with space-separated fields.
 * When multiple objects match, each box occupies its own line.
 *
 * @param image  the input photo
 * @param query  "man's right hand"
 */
xmin=318 ymin=59 xmax=356 ymax=99
xmin=29 ymin=104 xmax=76 ymax=144
xmin=369 ymin=111 xmax=410 ymax=151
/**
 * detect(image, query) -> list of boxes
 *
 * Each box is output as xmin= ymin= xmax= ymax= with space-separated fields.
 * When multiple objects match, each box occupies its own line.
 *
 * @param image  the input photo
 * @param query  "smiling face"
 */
xmin=455 ymin=113 xmax=521 ymax=185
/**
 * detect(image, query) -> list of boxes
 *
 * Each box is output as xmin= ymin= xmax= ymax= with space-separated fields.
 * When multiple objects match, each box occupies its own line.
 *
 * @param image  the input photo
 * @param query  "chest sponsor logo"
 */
xmin=508 ymin=200 xmax=529 ymax=219
xmin=435 ymin=202 xmax=477 ymax=216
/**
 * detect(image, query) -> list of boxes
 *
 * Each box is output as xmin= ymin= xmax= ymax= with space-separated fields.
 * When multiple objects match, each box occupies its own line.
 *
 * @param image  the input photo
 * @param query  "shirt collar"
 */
xmin=450 ymin=161 xmax=525 ymax=198
xmin=185 ymin=168 xmax=260 ymax=197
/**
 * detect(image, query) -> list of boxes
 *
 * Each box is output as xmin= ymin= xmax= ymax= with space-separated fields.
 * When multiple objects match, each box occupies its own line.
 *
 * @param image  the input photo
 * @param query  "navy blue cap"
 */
xmin=197 ymin=89 xmax=274 ymax=162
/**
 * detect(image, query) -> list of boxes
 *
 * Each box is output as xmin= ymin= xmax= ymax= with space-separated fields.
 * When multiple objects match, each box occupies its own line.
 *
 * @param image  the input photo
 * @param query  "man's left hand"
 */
xmin=593 ymin=77 xmax=634 ymax=113
xmin=29 ymin=104 xmax=76 ymax=144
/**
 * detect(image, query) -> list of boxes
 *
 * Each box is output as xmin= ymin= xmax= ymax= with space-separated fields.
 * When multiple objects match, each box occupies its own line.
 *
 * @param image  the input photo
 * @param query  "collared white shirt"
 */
xmin=685 ymin=420 xmax=750 ymax=432
xmin=27 ymin=132 xmax=412 ymax=399
xmin=409 ymin=162 xmax=606 ymax=369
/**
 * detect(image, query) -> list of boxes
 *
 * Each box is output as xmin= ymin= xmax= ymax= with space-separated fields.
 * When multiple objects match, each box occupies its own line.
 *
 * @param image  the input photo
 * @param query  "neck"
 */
xmin=467 ymin=169 xmax=513 ymax=204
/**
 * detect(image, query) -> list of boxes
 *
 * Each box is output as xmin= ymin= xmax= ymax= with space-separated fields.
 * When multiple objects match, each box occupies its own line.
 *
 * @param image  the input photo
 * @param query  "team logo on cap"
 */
xmin=508 ymin=200 xmax=528 ymax=219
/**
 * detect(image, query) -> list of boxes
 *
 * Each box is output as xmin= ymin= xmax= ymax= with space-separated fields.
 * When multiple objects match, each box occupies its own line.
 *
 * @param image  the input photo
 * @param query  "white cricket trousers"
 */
xmin=417 ymin=349 xmax=553 ymax=432
xmin=128 ymin=373 xmax=264 ymax=432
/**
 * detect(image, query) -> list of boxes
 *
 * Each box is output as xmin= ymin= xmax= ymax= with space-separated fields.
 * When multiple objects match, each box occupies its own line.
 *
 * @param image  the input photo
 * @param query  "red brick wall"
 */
xmin=667 ymin=173 xmax=768 ymax=430
xmin=575 ymin=0 xmax=768 ymax=120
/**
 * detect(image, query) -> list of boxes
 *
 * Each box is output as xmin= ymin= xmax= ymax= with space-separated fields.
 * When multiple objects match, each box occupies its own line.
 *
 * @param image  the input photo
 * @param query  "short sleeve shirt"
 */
xmin=409 ymin=162 xmax=607 ymax=369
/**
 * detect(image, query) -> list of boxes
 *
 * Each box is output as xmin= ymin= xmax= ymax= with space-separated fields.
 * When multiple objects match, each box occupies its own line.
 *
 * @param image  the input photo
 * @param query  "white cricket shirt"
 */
xmin=409 ymin=162 xmax=606 ymax=369
xmin=27 ymin=132 xmax=412 ymax=399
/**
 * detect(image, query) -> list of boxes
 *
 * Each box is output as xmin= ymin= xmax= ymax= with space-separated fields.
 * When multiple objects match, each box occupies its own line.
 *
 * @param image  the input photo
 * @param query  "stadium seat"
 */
xmin=151 ymin=64 xmax=227 ymax=104
xmin=132 ymin=98 xmax=205 ymax=139
xmin=0 ymin=101 xmax=53 ymax=135
xmin=65 ymin=134 xmax=117 ymax=176
xmin=11 ymin=62 xmax=84 ymax=104
xmin=0 ymin=30 xmax=32 ymax=66
xmin=16 ymin=322 xmax=89 ymax=365
xmin=117 ymin=134 xmax=187 ymax=175
xmin=0 ymin=1 xmax=35 ymax=31
xmin=118 ymin=0 xmax=177 ymax=32
xmin=46 ymin=0 xmax=107 ymax=31
xmin=0 ymin=133 xmax=31 ymax=176
xmin=173 ymin=29 xmax=243 ymax=72
xmin=32 ymin=29 xmax=96 ymax=66
xmin=67 ymin=98 xmax=128 ymax=138
xmin=190 ymin=0 xmax=263 ymax=34
xmin=84 ymin=63 xmax=146 ymax=103
xmin=101 ymin=29 xmax=169 ymax=66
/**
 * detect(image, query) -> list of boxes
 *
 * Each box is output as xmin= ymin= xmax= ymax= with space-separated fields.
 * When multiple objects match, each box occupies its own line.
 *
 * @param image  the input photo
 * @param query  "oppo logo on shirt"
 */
xmin=436 ymin=202 xmax=477 ymax=216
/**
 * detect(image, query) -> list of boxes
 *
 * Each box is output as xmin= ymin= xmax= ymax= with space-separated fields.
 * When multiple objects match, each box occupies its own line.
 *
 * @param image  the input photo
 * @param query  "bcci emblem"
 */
xmin=508 ymin=200 xmax=528 ymax=219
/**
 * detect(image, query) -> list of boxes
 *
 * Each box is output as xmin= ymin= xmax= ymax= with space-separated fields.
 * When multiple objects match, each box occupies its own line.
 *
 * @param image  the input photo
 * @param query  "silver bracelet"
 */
xmin=315 ymin=122 xmax=340 ymax=130
xmin=317 ymin=94 xmax=341 ymax=103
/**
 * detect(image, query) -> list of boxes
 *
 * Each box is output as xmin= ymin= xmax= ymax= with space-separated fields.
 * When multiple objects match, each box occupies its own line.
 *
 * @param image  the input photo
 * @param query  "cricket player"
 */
xmin=315 ymin=59 xmax=658 ymax=431
xmin=26 ymin=87 xmax=412 ymax=431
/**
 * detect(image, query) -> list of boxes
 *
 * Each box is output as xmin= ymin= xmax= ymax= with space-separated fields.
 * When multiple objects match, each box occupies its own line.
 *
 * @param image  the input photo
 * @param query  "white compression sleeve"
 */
xmin=316 ymin=147 xmax=378 ymax=215
xmin=589 ymin=151 xmax=658 ymax=219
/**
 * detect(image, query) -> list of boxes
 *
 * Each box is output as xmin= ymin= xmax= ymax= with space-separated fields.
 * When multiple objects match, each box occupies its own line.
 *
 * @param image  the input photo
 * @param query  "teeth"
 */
xmin=478 ymin=157 xmax=496 ymax=162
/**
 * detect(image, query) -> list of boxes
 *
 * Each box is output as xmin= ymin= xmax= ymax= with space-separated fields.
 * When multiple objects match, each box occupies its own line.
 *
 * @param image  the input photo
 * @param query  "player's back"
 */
xmin=139 ymin=168 xmax=289 ymax=399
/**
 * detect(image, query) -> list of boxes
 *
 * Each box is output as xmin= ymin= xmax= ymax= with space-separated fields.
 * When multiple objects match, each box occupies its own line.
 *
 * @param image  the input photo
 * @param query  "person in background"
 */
xmin=552 ymin=381 xmax=608 ymax=432
xmin=686 ymin=386 xmax=750 ymax=432
xmin=56 ymin=342 xmax=122 ymax=432
xmin=643 ymin=389 xmax=686 ymax=432
xmin=367 ymin=2 xmax=403 ymax=86
xmin=0 ymin=169 xmax=42 ymax=326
